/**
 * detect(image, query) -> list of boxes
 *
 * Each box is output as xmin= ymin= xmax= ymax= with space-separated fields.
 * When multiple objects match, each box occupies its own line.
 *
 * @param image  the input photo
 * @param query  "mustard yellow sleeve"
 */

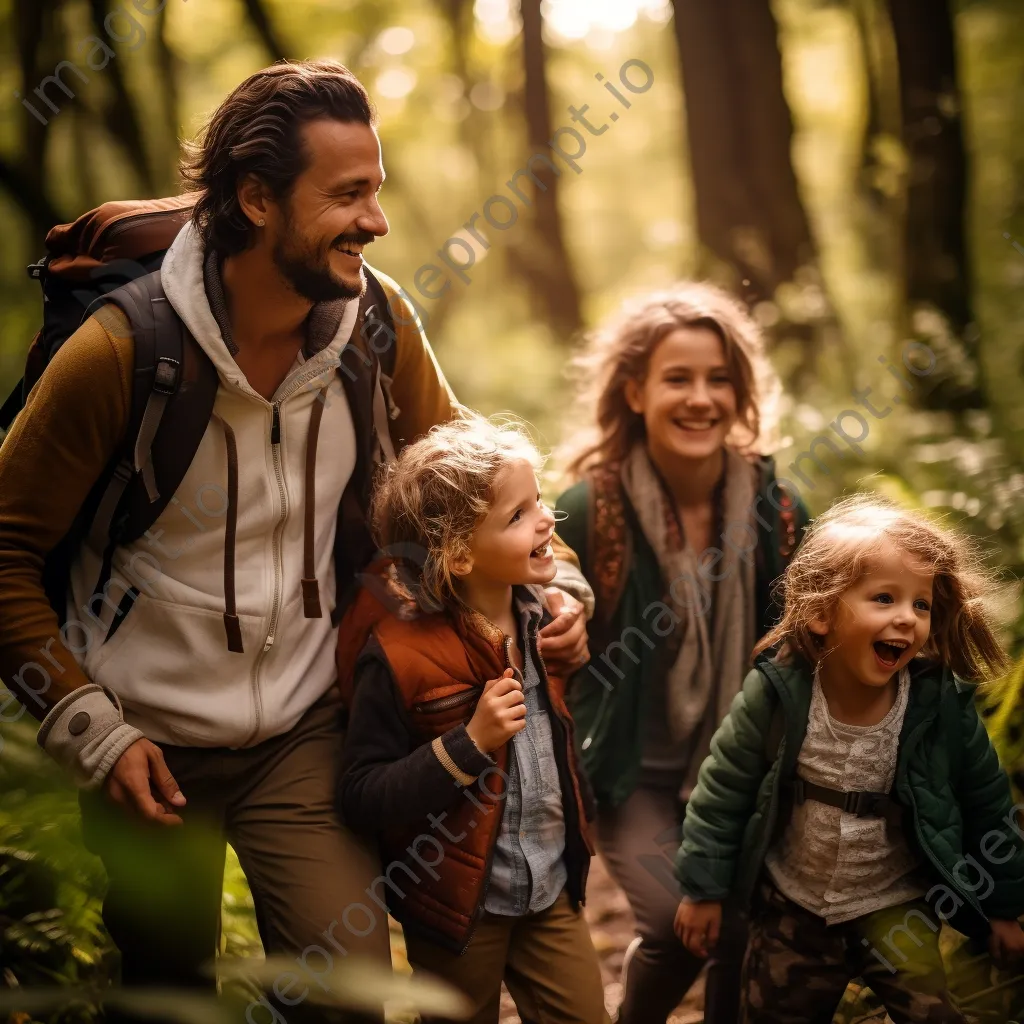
xmin=372 ymin=268 xmax=465 ymax=448
xmin=0 ymin=307 xmax=131 ymax=717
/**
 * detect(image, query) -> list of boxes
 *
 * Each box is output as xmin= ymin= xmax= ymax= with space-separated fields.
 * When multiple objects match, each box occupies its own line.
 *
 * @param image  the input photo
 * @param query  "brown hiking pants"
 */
xmin=79 ymin=690 xmax=390 ymax=1023
xmin=404 ymin=891 xmax=610 ymax=1024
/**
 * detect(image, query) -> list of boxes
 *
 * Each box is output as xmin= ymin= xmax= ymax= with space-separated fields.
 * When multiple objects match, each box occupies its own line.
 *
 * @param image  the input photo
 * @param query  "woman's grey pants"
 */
xmin=596 ymin=783 xmax=746 ymax=1024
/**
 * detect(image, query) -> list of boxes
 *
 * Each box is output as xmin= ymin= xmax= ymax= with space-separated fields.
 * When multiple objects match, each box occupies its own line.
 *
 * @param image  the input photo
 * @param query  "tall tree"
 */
xmin=508 ymin=0 xmax=583 ymax=341
xmin=241 ymin=0 xmax=289 ymax=62
xmin=87 ymin=0 xmax=155 ymax=195
xmin=668 ymin=0 xmax=817 ymax=304
xmin=887 ymin=0 xmax=981 ymax=410
xmin=9 ymin=0 xmax=64 ymax=242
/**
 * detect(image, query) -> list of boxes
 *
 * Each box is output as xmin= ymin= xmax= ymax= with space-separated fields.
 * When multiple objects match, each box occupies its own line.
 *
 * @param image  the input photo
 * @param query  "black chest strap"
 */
xmin=788 ymin=777 xmax=904 ymax=829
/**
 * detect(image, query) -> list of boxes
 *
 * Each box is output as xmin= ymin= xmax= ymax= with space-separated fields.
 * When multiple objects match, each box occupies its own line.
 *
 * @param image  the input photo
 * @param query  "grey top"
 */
xmin=484 ymin=599 xmax=568 ymax=916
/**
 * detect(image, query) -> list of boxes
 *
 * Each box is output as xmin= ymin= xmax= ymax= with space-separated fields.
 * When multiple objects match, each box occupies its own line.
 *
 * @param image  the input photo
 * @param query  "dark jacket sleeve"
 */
xmin=339 ymin=646 xmax=494 ymax=833
xmin=955 ymin=687 xmax=1024 ymax=920
xmin=675 ymin=668 xmax=775 ymax=900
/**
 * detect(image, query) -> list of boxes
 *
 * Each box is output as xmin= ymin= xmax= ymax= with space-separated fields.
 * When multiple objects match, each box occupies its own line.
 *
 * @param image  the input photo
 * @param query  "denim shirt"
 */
xmin=484 ymin=600 xmax=568 ymax=916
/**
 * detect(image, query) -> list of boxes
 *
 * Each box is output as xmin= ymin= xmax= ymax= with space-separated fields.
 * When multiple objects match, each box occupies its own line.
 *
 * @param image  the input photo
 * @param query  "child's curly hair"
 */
xmin=370 ymin=415 xmax=543 ymax=612
xmin=559 ymin=280 xmax=781 ymax=478
xmin=754 ymin=493 xmax=1009 ymax=682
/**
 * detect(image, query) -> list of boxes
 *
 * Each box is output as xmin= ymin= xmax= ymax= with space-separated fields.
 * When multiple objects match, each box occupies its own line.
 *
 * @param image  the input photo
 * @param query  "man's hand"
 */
xmin=989 ymin=918 xmax=1024 ymax=965
xmin=539 ymin=587 xmax=589 ymax=676
xmin=674 ymin=899 xmax=722 ymax=958
xmin=466 ymin=669 xmax=526 ymax=752
xmin=105 ymin=737 xmax=186 ymax=826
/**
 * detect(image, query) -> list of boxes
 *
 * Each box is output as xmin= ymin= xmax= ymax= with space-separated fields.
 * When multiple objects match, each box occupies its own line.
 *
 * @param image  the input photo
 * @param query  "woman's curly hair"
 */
xmin=754 ymin=493 xmax=1009 ymax=682
xmin=559 ymin=281 xmax=781 ymax=478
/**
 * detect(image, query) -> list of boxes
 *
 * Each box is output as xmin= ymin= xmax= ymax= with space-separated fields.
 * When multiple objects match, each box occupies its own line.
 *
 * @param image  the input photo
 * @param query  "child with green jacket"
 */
xmin=675 ymin=493 xmax=1024 ymax=1023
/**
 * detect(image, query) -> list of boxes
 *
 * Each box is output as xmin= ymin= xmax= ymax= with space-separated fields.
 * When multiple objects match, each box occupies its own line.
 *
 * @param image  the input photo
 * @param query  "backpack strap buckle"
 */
xmin=153 ymin=356 xmax=181 ymax=396
xmin=26 ymin=257 xmax=49 ymax=282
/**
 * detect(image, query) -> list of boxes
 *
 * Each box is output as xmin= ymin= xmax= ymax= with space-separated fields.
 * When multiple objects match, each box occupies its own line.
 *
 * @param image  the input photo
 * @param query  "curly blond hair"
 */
xmin=560 ymin=281 xmax=781 ymax=478
xmin=754 ymin=493 xmax=1008 ymax=682
xmin=370 ymin=415 xmax=543 ymax=612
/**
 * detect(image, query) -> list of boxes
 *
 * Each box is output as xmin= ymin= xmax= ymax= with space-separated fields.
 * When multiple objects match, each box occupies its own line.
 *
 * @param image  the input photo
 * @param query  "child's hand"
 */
xmin=673 ymin=898 xmax=722 ymax=958
xmin=466 ymin=669 xmax=526 ymax=752
xmin=989 ymin=918 xmax=1024 ymax=964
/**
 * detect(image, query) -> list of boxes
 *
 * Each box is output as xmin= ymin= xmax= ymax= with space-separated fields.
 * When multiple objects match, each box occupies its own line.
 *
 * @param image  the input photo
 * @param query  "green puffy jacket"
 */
xmin=675 ymin=653 xmax=1024 ymax=940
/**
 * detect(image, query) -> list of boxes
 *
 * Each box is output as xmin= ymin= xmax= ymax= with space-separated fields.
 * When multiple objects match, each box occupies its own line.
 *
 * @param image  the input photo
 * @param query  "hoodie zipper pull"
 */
xmin=270 ymin=404 xmax=281 ymax=445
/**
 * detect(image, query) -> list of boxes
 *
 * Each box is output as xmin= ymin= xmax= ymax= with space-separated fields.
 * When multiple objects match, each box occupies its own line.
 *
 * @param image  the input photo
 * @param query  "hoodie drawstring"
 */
xmin=217 ymin=414 xmax=244 ymax=653
xmin=301 ymin=386 xmax=329 ymax=619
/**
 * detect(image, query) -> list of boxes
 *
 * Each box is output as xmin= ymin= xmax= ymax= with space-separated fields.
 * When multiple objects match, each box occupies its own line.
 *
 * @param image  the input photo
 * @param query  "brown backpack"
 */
xmin=1 ymin=196 xmax=396 ymax=623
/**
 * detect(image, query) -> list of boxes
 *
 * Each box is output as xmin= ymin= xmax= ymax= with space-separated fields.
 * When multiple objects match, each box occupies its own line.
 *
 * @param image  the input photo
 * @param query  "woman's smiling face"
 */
xmin=625 ymin=326 xmax=739 ymax=463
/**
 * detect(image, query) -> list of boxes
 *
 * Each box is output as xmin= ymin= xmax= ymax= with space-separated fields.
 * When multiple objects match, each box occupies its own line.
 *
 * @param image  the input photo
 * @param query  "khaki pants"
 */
xmin=404 ymin=891 xmax=610 ymax=1024
xmin=80 ymin=691 xmax=390 ymax=1023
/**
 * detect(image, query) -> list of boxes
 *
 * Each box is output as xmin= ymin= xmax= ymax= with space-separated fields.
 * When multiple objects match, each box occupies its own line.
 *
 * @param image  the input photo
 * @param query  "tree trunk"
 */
xmin=154 ymin=2 xmax=182 ymax=195
xmin=87 ymin=0 xmax=155 ymax=195
xmin=669 ymin=0 xmax=816 ymax=303
xmin=886 ymin=0 xmax=982 ymax=412
xmin=888 ymin=0 xmax=970 ymax=332
xmin=509 ymin=0 xmax=583 ymax=341
xmin=241 ymin=0 xmax=288 ymax=62
xmin=11 ymin=0 xmax=62 ymax=242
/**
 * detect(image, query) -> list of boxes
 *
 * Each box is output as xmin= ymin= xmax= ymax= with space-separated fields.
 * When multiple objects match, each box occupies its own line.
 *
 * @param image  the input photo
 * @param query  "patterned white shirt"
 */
xmin=765 ymin=666 xmax=926 ymax=924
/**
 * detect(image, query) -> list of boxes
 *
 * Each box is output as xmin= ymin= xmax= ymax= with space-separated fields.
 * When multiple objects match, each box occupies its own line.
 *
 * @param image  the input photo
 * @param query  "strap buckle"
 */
xmin=153 ymin=356 xmax=181 ymax=395
xmin=26 ymin=257 xmax=49 ymax=281
xmin=844 ymin=790 xmax=888 ymax=818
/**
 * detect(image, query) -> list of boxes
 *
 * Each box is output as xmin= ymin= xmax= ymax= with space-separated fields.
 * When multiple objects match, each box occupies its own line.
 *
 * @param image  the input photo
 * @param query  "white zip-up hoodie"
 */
xmin=68 ymin=223 xmax=359 ymax=748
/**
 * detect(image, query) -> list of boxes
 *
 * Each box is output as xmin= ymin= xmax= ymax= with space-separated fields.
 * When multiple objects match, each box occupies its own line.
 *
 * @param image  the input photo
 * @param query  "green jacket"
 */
xmin=675 ymin=653 xmax=1024 ymax=940
xmin=555 ymin=456 xmax=810 ymax=809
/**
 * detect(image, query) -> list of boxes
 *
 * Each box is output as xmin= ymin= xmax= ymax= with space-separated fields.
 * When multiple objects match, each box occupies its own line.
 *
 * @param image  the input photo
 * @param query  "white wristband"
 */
xmin=37 ymin=684 xmax=144 ymax=789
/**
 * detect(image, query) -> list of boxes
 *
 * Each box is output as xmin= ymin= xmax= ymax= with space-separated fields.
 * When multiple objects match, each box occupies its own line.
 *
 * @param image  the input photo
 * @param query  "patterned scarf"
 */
xmin=620 ymin=444 xmax=758 ymax=781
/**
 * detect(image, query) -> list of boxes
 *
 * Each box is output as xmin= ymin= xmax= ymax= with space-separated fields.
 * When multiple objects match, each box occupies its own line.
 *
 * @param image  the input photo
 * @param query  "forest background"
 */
xmin=0 ymin=0 xmax=1023 ymax=1021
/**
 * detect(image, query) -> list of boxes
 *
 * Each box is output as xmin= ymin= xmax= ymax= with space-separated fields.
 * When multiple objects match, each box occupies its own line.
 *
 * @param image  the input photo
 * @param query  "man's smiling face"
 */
xmin=269 ymin=118 xmax=389 ymax=302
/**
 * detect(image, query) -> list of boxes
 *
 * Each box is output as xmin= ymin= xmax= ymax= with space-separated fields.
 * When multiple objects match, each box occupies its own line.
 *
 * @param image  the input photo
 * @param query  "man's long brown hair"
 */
xmin=180 ymin=60 xmax=376 ymax=255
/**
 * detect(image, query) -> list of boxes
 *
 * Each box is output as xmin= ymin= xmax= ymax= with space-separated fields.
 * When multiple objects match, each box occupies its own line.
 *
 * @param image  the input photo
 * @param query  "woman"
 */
xmin=555 ymin=282 xmax=809 ymax=1024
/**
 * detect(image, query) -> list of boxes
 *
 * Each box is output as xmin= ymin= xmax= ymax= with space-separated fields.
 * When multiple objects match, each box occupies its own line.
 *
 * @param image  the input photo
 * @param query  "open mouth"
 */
xmin=333 ymin=240 xmax=366 ymax=260
xmin=530 ymin=539 xmax=553 ymax=561
xmin=873 ymin=638 xmax=910 ymax=668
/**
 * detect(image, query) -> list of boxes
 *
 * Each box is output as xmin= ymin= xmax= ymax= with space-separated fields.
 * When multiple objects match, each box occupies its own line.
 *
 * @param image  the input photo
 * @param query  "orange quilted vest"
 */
xmin=344 ymin=584 xmax=593 ymax=952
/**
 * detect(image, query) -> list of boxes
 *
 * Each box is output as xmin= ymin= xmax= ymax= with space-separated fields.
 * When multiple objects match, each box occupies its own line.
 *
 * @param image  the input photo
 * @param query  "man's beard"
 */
xmin=272 ymin=223 xmax=367 ymax=303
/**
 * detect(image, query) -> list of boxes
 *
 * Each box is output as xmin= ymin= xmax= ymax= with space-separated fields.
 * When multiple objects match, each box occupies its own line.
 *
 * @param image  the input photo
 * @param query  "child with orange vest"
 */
xmin=338 ymin=416 xmax=607 ymax=1024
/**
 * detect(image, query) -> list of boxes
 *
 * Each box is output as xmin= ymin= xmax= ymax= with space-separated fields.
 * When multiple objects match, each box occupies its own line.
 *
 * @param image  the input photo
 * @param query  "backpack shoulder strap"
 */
xmin=86 ymin=273 xmax=183 ymax=551
xmin=587 ymin=463 xmax=631 ymax=626
xmin=87 ymin=272 xmax=217 ymax=552
xmin=361 ymin=268 xmax=397 ymax=378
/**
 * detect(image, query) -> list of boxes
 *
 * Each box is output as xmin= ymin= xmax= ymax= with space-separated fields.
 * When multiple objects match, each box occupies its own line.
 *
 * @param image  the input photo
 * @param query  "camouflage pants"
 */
xmin=741 ymin=881 xmax=965 ymax=1024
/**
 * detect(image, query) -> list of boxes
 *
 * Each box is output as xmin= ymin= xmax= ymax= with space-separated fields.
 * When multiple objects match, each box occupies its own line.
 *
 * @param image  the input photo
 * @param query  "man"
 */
xmin=0 ymin=60 xmax=590 ymax=1020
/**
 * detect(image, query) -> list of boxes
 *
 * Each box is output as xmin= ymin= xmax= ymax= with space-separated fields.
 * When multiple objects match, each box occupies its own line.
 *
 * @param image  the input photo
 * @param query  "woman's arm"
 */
xmin=339 ymin=648 xmax=494 ymax=832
